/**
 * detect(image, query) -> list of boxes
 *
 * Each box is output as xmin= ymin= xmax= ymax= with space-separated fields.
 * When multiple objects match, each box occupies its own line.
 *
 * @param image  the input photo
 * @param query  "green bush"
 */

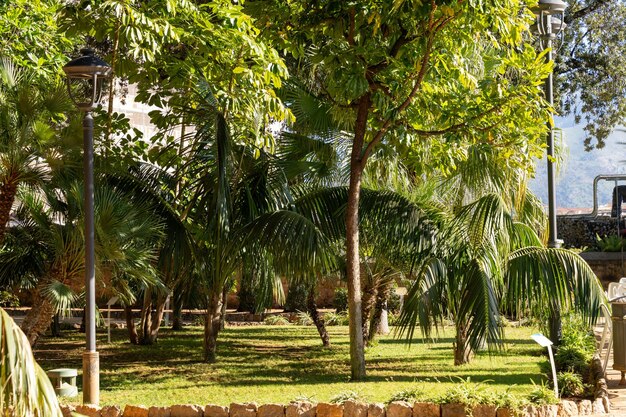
xmin=264 ymin=315 xmax=291 ymax=325
xmin=387 ymin=291 xmax=402 ymax=314
xmin=329 ymin=391 xmax=366 ymax=404
xmin=528 ymin=381 xmax=558 ymax=405
xmin=285 ymin=282 xmax=308 ymax=312
xmin=438 ymin=378 xmax=494 ymax=406
xmin=334 ymin=288 xmax=348 ymax=313
xmin=557 ymin=371 xmax=585 ymax=397
xmin=387 ymin=386 xmax=426 ymax=404
xmin=324 ymin=311 xmax=349 ymax=326
xmin=0 ymin=291 xmax=19 ymax=307
xmin=295 ymin=311 xmax=314 ymax=326
xmin=595 ymin=234 xmax=624 ymax=252
xmin=554 ymin=315 xmax=596 ymax=376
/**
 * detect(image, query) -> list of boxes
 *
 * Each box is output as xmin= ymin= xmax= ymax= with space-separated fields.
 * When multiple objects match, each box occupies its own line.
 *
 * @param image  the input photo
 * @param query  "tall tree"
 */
xmin=249 ymin=0 xmax=551 ymax=379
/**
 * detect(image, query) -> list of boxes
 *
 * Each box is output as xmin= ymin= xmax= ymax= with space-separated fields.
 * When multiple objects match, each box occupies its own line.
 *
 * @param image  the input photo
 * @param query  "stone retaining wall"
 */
xmin=62 ymin=398 xmax=611 ymax=417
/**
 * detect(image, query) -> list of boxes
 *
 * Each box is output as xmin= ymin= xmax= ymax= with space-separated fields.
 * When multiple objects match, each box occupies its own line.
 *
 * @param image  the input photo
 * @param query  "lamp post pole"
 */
xmin=82 ymin=110 xmax=98 ymax=405
xmin=63 ymin=48 xmax=111 ymax=406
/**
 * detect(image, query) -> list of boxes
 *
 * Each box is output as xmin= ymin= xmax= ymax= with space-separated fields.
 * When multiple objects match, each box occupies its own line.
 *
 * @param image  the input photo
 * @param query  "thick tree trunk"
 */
xmin=21 ymin=289 xmax=56 ymax=346
xmin=0 ymin=179 xmax=18 ymax=244
xmin=140 ymin=293 xmax=167 ymax=345
xmin=139 ymin=291 xmax=152 ymax=344
xmin=307 ymin=285 xmax=330 ymax=347
xmin=346 ymin=94 xmax=371 ymax=381
xmin=203 ymin=291 xmax=223 ymax=362
xmin=454 ymin=323 xmax=473 ymax=365
xmin=125 ymin=306 xmax=138 ymax=344
xmin=220 ymin=287 xmax=227 ymax=331
xmin=172 ymin=291 xmax=183 ymax=331
xmin=361 ymin=275 xmax=379 ymax=342
xmin=367 ymin=280 xmax=393 ymax=344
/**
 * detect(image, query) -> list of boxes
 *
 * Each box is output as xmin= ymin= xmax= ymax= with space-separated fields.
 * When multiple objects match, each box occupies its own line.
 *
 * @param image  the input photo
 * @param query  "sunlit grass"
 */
xmin=34 ymin=324 xmax=548 ymax=407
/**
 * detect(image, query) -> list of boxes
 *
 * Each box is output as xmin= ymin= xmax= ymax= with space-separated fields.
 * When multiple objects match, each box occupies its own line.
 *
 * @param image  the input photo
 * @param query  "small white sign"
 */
xmin=531 ymin=333 xmax=553 ymax=347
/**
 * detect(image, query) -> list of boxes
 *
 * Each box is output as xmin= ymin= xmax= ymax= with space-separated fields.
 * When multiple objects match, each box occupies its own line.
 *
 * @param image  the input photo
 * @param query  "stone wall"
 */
xmin=558 ymin=216 xmax=624 ymax=249
xmin=579 ymin=252 xmax=626 ymax=288
xmin=62 ymin=398 xmax=610 ymax=417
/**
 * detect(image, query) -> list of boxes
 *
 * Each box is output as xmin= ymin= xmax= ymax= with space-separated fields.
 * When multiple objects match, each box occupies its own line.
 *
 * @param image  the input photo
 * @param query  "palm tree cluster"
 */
xmin=0 ymin=51 xmax=605 ymax=371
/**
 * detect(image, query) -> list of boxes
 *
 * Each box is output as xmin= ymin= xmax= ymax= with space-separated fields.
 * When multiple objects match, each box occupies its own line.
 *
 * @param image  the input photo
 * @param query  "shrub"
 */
xmin=295 ymin=311 xmax=314 ymax=326
xmin=285 ymin=282 xmax=308 ymax=312
xmin=334 ymin=288 xmax=348 ymax=313
xmin=554 ymin=315 xmax=596 ymax=376
xmin=528 ymin=381 xmax=558 ymax=405
xmin=595 ymin=234 xmax=624 ymax=251
xmin=387 ymin=291 xmax=402 ymax=314
xmin=557 ymin=371 xmax=585 ymax=397
xmin=387 ymin=386 xmax=426 ymax=404
xmin=264 ymin=315 xmax=291 ymax=325
xmin=0 ymin=291 xmax=19 ymax=307
xmin=330 ymin=391 xmax=366 ymax=404
xmin=324 ymin=311 xmax=349 ymax=326
xmin=438 ymin=378 xmax=494 ymax=406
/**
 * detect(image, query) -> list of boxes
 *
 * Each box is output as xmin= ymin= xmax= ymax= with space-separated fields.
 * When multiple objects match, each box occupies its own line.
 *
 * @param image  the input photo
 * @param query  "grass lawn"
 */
xmin=33 ymin=324 xmax=548 ymax=407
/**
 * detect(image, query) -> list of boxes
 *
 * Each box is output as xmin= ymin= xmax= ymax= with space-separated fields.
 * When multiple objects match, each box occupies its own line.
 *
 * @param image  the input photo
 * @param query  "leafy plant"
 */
xmin=595 ymin=234 xmax=624 ymax=252
xmin=295 ymin=311 xmax=314 ymax=326
xmin=387 ymin=386 xmax=426 ymax=404
xmin=291 ymin=394 xmax=316 ymax=403
xmin=264 ymin=315 xmax=291 ymax=326
xmin=324 ymin=311 xmax=349 ymax=326
xmin=333 ymin=288 xmax=348 ymax=313
xmin=0 ymin=291 xmax=18 ymax=307
xmin=438 ymin=378 xmax=495 ymax=406
xmin=527 ymin=380 xmax=558 ymax=405
xmin=387 ymin=291 xmax=402 ymax=314
xmin=329 ymin=390 xmax=366 ymax=404
xmin=557 ymin=371 xmax=585 ymax=397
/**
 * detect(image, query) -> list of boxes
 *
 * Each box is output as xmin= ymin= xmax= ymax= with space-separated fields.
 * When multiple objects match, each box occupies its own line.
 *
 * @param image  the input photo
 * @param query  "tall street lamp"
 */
xmin=531 ymin=0 xmax=567 ymax=345
xmin=63 ymin=48 xmax=111 ymax=406
xmin=531 ymin=0 xmax=567 ymax=249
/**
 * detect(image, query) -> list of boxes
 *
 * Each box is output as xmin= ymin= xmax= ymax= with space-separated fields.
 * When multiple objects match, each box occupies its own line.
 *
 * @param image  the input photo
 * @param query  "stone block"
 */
xmin=368 ymin=403 xmax=385 ymax=417
xmin=61 ymin=404 xmax=76 ymax=417
xmin=101 ymin=405 xmax=122 ymax=417
xmin=170 ymin=404 xmax=203 ymax=417
xmin=441 ymin=403 xmax=465 ymax=417
xmin=601 ymin=396 xmax=610 ymax=413
xmin=230 ymin=403 xmax=258 ymax=417
xmin=344 ymin=401 xmax=368 ymax=417
xmin=149 ymin=406 xmax=172 ymax=417
xmin=387 ymin=402 xmax=413 ymax=417
xmin=495 ymin=408 xmax=513 ymax=417
xmin=76 ymin=404 xmax=101 ymax=417
xmin=472 ymin=404 xmax=496 ymax=417
xmin=205 ymin=405 xmax=229 ymax=417
xmin=412 ymin=402 xmax=439 ymax=417
xmin=536 ymin=405 xmax=558 ymax=417
xmin=317 ymin=403 xmax=343 ymax=417
xmin=286 ymin=402 xmax=316 ymax=417
xmin=577 ymin=400 xmax=592 ymax=415
xmin=258 ymin=404 xmax=285 ymax=417
xmin=124 ymin=405 xmax=150 ymax=417
xmin=558 ymin=400 xmax=578 ymax=417
xmin=591 ymin=399 xmax=606 ymax=415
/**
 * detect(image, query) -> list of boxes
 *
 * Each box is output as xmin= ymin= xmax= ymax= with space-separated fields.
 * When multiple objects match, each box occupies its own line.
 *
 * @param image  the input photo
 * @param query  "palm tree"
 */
xmin=0 ymin=58 xmax=73 ymax=243
xmin=0 ymin=178 xmax=163 ymax=345
xmin=0 ymin=307 xmax=62 ymax=417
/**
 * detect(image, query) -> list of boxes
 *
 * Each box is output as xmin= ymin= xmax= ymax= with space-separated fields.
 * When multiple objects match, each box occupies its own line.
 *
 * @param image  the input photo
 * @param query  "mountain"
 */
xmin=529 ymin=115 xmax=626 ymax=210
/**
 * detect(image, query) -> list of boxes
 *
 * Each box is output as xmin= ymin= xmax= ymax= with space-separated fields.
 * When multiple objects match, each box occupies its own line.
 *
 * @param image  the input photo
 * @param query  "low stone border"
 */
xmin=61 ymin=397 xmax=611 ymax=417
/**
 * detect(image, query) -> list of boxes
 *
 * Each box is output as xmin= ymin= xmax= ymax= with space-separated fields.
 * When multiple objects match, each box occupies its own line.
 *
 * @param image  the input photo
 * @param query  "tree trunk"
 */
xmin=21 ymin=289 xmax=56 ymax=346
xmin=172 ymin=291 xmax=183 ymax=331
xmin=125 ymin=306 xmax=138 ymax=344
xmin=0 ymin=179 xmax=18 ymax=244
xmin=367 ymin=280 xmax=393 ymax=344
xmin=361 ymin=275 xmax=379 ymax=343
xmin=307 ymin=285 xmax=330 ymax=347
xmin=203 ymin=291 xmax=223 ymax=362
xmin=454 ymin=322 xmax=473 ymax=365
xmin=377 ymin=307 xmax=390 ymax=335
xmin=220 ymin=287 xmax=228 ymax=331
xmin=50 ymin=313 xmax=60 ymax=337
xmin=139 ymin=291 xmax=153 ymax=345
xmin=140 ymin=293 xmax=167 ymax=345
xmin=345 ymin=94 xmax=371 ymax=381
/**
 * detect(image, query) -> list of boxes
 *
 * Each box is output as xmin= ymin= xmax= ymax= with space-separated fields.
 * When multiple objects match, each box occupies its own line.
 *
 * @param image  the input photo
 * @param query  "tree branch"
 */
xmin=565 ymin=0 xmax=611 ymax=23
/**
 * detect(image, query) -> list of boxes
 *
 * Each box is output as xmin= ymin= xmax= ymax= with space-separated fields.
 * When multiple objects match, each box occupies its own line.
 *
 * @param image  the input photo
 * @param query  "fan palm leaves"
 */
xmin=0 ymin=58 xmax=74 ymax=243
xmin=0 ymin=307 xmax=62 ymax=417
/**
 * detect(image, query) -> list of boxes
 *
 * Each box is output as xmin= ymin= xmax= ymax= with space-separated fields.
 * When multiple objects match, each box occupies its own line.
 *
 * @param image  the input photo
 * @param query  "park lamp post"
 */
xmin=63 ymin=48 xmax=111 ymax=406
xmin=531 ymin=0 xmax=567 ymax=249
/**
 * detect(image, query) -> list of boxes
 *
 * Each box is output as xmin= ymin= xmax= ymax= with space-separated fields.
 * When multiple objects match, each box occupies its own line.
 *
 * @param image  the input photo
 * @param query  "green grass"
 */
xmin=33 ymin=325 xmax=548 ymax=407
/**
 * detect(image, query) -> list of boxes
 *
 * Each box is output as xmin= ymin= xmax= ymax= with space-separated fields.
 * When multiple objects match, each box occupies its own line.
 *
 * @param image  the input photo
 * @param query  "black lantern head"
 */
xmin=63 ymin=48 xmax=112 ymax=111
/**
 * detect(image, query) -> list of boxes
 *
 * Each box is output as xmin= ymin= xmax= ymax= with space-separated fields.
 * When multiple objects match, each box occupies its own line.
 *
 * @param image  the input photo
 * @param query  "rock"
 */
xmin=61 ymin=404 xmax=76 ymax=417
xmin=101 ymin=405 xmax=122 ymax=417
xmin=577 ymin=400 xmax=592 ymax=415
xmin=170 ymin=404 xmax=203 ymax=417
xmin=472 ymin=404 xmax=496 ymax=417
xmin=387 ymin=402 xmax=413 ymax=417
xmin=537 ymin=405 xmax=558 ymax=417
xmin=367 ymin=403 xmax=385 ymax=417
xmin=441 ymin=403 xmax=465 ymax=417
xmin=412 ymin=402 xmax=439 ymax=417
xmin=601 ymin=396 xmax=610 ymax=413
xmin=495 ymin=408 xmax=514 ymax=417
xmin=124 ymin=405 xmax=150 ymax=417
xmin=258 ymin=404 xmax=285 ymax=417
xmin=286 ymin=402 xmax=316 ymax=417
xmin=558 ymin=400 xmax=579 ymax=417
xmin=592 ymin=399 xmax=606 ymax=415
xmin=76 ymin=404 xmax=101 ymax=417
xmin=148 ymin=406 xmax=172 ymax=417
xmin=344 ymin=401 xmax=368 ymax=417
xmin=230 ymin=403 xmax=259 ymax=417
xmin=205 ymin=405 xmax=229 ymax=417
xmin=316 ymin=403 xmax=344 ymax=417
